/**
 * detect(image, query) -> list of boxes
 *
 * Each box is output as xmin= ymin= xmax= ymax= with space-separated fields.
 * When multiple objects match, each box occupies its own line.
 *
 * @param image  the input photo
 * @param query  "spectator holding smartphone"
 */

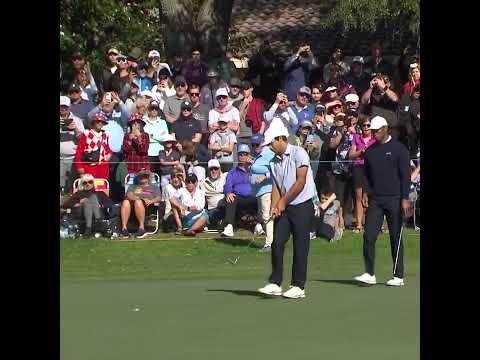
xmin=283 ymin=41 xmax=318 ymax=100
xmin=75 ymin=112 xmax=112 ymax=179
xmin=263 ymin=90 xmax=298 ymax=135
xmin=288 ymin=121 xmax=323 ymax=177
xmin=122 ymin=113 xmax=150 ymax=175
xmin=60 ymin=96 xmax=84 ymax=193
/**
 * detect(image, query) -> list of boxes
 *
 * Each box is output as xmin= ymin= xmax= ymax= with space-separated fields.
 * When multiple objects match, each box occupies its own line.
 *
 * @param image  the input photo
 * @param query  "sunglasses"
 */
xmin=217 ymin=95 xmax=228 ymax=99
xmin=158 ymin=75 xmax=168 ymax=80
xmin=362 ymin=123 xmax=371 ymax=128
xmin=149 ymin=107 xmax=159 ymax=111
xmin=333 ymin=104 xmax=342 ymax=108
xmin=189 ymin=92 xmax=200 ymax=97
xmin=117 ymin=58 xmax=128 ymax=63
xmin=238 ymin=152 xmax=249 ymax=156
xmin=176 ymin=83 xmax=187 ymax=87
xmin=182 ymin=108 xmax=192 ymax=112
xmin=82 ymin=180 xmax=94 ymax=185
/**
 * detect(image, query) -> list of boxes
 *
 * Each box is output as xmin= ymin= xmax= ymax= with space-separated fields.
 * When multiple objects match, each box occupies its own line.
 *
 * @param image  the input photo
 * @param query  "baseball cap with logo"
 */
xmin=181 ymin=100 xmax=193 ymax=110
xmin=370 ymin=116 xmax=389 ymax=130
xmin=148 ymin=50 xmax=160 ymax=58
xmin=345 ymin=93 xmax=359 ymax=103
xmin=60 ymin=96 xmax=71 ymax=107
xmin=237 ymin=143 xmax=251 ymax=154
xmin=352 ymin=56 xmax=364 ymax=64
xmin=298 ymin=86 xmax=311 ymax=96
xmin=251 ymin=133 xmax=264 ymax=145
xmin=68 ymin=83 xmax=82 ymax=93
xmin=208 ymin=159 xmax=221 ymax=169
xmin=315 ymin=104 xmax=326 ymax=113
xmin=215 ymin=88 xmax=229 ymax=98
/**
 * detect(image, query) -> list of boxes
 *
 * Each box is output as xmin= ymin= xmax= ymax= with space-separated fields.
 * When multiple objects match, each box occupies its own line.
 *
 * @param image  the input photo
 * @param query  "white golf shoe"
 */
xmin=254 ymin=223 xmax=265 ymax=236
xmin=221 ymin=224 xmax=234 ymax=237
xmin=386 ymin=277 xmax=405 ymax=286
xmin=258 ymin=283 xmax=282 ymax=296
xmin=354 ymin=273 xmax=377 ymax=285
xmin=282 ymin=286 xmax=306 ymax=299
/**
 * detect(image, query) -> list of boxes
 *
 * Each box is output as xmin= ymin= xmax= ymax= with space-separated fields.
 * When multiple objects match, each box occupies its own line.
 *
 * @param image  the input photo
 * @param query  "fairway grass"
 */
xmin=61 ymin=229 xmax=420 ymax=360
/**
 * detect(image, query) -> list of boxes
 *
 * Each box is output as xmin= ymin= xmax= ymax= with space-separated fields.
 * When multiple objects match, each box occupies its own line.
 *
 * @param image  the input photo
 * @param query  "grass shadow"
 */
xmin=206 ymin=289 xmax=281 ymax=299
xmin=314 ymin=279 xmax=374 ymax=287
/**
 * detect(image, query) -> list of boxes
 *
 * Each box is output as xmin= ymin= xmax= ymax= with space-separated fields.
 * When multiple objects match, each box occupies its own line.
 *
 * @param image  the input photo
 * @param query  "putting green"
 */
xmin=61 ymin=230 xmax=420 ymax=360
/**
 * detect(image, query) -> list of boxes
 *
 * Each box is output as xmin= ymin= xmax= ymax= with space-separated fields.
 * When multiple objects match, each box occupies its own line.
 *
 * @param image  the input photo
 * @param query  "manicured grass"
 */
xmin=61 ymin=229 xmax=420 ymax=360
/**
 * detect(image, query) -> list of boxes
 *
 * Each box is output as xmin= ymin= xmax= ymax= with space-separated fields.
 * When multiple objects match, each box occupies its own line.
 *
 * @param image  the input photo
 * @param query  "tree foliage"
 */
xmin=60 ymin=0 xmax=163 ymax=74
xmin=322 ymin=0 xmax=420 ymax=36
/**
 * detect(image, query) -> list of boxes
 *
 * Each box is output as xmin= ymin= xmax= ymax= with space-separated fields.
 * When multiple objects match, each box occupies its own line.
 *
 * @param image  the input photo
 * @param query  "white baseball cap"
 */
xmin=325 ymin=86 xmax=338 ymax=92
xmin=60 ymin=96 xmax=71 ymax=107
xmin=262 ymin=121 xmax=289 ymax=146
xmin=161 ymin=134 xmax=177 ymax=143
xmin=370 ymin=116 xmax=389 ymax=130
xmin=352 ymin=56 xmax=364 ymax=64
xmin=208 ymin=159 xmax=221 ymax=169
xmin=148 ymin=50 xmax=160 ymax=58
xmin=215 ymin=87 xmax=229 ymax=98
xmin=345 ymin=93 xmax=359 ymax=103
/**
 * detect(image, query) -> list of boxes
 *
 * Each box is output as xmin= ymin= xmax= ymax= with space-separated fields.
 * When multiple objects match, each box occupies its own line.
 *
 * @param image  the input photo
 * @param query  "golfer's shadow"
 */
xmin=314 ymin=279 xmax=372 ymax=287
xmin=206 ymin=289 xmax=281 ymax=299
xmin=214 ymin=237 xmax=262 ymax=248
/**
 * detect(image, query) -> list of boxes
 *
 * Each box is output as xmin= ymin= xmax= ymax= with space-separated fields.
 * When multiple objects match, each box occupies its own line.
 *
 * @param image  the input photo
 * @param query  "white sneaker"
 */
xmin=221 ymin=224 xmax=234 ymax=237
xmin=386 ymin=277 xmax=405 ymax=286
xmin=254 ymin=223 xmax=265 ymax=235
xmin=258 ymin=283 xmax=282 ymax=296
xmin=282 ymin=286 xmax=306 ymax=299
xmin=310 ymin=232 xmax=317 ymax=240
xmin=354 ymin=273 xmax=377 ymax=285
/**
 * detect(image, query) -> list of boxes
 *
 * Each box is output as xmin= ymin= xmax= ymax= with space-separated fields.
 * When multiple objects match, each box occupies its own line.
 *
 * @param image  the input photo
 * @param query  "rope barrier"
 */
xmin=68 ymin=159 xmax=420 ymax=164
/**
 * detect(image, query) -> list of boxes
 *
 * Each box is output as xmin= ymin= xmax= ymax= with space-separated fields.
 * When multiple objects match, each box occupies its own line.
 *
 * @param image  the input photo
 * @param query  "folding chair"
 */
xmin=124 ymin=172 xmax=161 ymax=235
xmin=69 ymin=178 xmax=112 ymax=234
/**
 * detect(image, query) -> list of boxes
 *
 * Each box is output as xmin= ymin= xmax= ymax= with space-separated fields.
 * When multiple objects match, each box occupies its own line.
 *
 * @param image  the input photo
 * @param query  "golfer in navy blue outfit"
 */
xmin=354 ymin=116 xmax=412 ymax=287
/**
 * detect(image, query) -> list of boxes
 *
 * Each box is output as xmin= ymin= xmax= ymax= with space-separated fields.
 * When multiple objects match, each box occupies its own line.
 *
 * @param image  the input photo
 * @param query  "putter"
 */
xmin=393 ymin=216 xmax=407 ymax=277
xmin=226 ymin=236 xmax=257 ymax=265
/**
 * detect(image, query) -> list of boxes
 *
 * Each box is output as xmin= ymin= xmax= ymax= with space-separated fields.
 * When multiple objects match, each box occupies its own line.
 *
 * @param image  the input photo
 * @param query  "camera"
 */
xmin=60 ymin=118 xmax=73 ymax=131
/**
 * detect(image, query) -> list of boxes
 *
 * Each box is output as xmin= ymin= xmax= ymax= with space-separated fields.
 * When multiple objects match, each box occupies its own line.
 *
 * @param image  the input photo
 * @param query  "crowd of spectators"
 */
xmin=60 ymin=39 xmax=420 ymax=242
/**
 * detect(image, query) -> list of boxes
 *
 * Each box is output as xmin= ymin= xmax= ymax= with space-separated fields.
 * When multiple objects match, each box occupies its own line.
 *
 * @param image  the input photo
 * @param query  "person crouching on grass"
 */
xmin=258 ymin=121 xmax=316 ymax=299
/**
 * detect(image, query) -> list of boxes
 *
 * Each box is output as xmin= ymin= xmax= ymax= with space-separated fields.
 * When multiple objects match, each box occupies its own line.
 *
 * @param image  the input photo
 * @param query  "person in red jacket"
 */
xmin=75 ymin=112 xmax=112 ymax=179
xmin=122 ymin=113 xmax=150 ymax=174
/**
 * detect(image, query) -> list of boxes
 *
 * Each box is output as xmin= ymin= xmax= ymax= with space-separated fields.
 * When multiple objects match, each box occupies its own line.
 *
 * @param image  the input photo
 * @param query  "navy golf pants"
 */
xmin=269 ymin=199 xmax=314 ymax=289
xmin=363 ymin=196 xmax=404 ymax=278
